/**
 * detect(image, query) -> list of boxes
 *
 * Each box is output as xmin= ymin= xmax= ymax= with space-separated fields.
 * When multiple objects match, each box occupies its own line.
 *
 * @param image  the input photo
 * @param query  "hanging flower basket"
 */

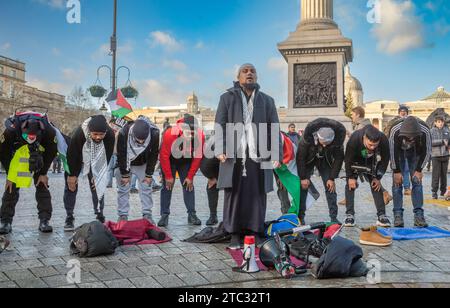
xmin=89 ymin=85 xmax=107 ymax=98
xmin=121 ymin=86 xmax=139 ymax=98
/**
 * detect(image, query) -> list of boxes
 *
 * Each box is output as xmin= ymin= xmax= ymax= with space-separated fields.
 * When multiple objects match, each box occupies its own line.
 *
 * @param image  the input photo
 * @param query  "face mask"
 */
xmin=22 ymin=133 xmax=37 ymax=144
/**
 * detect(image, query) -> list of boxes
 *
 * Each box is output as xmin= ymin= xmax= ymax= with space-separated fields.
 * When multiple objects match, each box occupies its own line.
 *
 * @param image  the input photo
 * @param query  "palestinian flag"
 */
xmin=50 ymin=123 xmax=70 ymax=174
xmin=274 ymin=133 xmax=301 ymax=215
xmin=106 ymin=89 xmax=133 ymax=119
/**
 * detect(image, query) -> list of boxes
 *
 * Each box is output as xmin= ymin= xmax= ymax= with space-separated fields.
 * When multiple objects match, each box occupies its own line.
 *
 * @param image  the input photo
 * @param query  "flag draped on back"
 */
xmin=274 ymin=134 xmax=301 ymax=216
xmin=106 ymin=89 xmax=133 ymax=119
xmin=50 ymin=123 xmax=70 ymax=174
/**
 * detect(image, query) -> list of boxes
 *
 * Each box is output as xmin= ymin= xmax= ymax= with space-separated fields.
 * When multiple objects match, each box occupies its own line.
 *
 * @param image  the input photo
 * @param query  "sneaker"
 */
xmin=118 ymin=215 xmax=128 ymax=222
xmin=383 ymin=191 xmax=393 ymax=206
xmin=143 ymin=214 xmax=155 ymax=225
xmin=0 ymin=222 xmax=12 ymax=235
xmin=228 ymin=234 xmax=242 ymax=250
xmin=414 ymin=213 xmax=429 ymax=228
xmin=404 ymin=189 xmax=412 ymax=196
xmin=38 ymin=220 xmax=53 ymax=233
xmin=206 ymin=214 xmax=218 ymax=226
xmin=432 ymin=192 xmax=438 ymax=200
xmin=338 ymin=199 xmax=346 ymax=206
xmin=344 ymin=215 xmax=355 ymax=227
xmin=360 ymin=226 xmax=393 ymax=247
xmin=188 ymin=213 xmax=202 ymax=226
xmin=394 ymin=213 xmax=404 ymax=228
xmin=158 ymin=214 xmax=169 ymax=227
xmin=376 ymin=215 xmax=391 ymax=228
xmin=64 ymin=217 xmax=75 ymax=232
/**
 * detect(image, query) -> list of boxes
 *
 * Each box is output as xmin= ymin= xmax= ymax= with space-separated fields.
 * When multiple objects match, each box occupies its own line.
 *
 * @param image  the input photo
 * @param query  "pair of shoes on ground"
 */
xmin=1 ymin=220 xmax=53 ymax=235
xmin=394 ymin=213 xmax=428 ymax=228
xmin=64 ymin=213 xmax=105 ymax=232
xmin=157 ymin=213 xmax=202 ymax=227
xmin=344 ymin=215 xmax=391 ymax=228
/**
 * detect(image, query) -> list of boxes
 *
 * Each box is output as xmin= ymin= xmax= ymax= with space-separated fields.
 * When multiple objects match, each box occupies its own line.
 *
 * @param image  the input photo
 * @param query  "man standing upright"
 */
xmin=430 ymin=116 xmax=450 ymax=199
xmin=215 ymin=63 xmax=282 ymax=249
xmin=390 ymin=116 xmax=431 ymax=228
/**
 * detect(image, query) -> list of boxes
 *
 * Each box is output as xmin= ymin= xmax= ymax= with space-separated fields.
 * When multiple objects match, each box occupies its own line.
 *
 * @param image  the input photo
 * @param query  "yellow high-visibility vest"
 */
xmin=7 ymin=145 xmax=33 ymax=188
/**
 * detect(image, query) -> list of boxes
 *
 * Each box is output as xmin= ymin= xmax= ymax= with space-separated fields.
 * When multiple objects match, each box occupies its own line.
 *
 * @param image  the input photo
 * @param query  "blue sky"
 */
xmin=0 ymin=0 xmax=449 ymax=109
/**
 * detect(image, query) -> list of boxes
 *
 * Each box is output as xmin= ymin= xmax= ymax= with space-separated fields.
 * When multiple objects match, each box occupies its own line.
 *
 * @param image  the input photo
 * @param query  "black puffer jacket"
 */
xmin=296 ymin=118 xmax=346 ymax=181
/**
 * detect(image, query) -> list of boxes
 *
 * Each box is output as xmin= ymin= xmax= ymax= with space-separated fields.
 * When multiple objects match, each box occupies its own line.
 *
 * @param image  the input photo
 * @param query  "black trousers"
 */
xmin=207 ymin=184 xmax=219 ymax=215
xmin=0 ymin=175 xmax=52 ymax=224
xmin=300 ymin=160 xmax=338 ymax=221
xmin=432 ymin=157 xmax=449 ymax=195
xmin=63 ymin=173 xmax=104 ymax=218
xmin=345 ymin=175 xmax=386 ymax=217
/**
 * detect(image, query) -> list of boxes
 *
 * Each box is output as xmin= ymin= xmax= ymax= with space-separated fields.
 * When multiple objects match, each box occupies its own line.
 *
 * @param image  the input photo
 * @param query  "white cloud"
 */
xmin=267 ymin=57 xmax=287 ymax=73
xmin=27 ymin=78 xmax=69 ymax=95
xmin=372 ymin=0 xmax=425 ymax=54
xmin=195 ymin=41 xmax=205 ymax=49
xmin=148 ymin=31 xmax=182 ymax=52
xmin=33 ymin=0 xmax=65 ymax=9
xmin=175 ymin=73 xmax=201 ymax=85
xmin=136 ymin=79 xmax=187 ymax=107
xmin=1 ymin=42 xmax=11 ymax=51
xmin=162 ymin=59 xmax=187 ymax=71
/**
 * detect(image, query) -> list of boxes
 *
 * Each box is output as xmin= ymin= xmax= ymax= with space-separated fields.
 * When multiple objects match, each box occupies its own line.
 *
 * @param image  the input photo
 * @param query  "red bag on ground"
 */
xmin=105 ymin=219 xmax=172 ymax=246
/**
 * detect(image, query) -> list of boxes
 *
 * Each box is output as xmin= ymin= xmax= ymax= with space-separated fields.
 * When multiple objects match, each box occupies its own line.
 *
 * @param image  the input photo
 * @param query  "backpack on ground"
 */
xmin=70 ymin=221 xmax=119 ymax=258
xmin=265 ymin=214 xmax=301 ymax=237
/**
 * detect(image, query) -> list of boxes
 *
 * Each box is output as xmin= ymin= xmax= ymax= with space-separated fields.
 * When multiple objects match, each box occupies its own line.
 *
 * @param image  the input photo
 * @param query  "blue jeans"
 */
xmin=131 ymin=174 xmax=138 ymax=190
xmin=160 ymin=162 xmax=196 ymax=215
xmin=401 ymin=159 xmax=411 ymax=190
xmin=393 ymin=150 xmax=424 ymax=215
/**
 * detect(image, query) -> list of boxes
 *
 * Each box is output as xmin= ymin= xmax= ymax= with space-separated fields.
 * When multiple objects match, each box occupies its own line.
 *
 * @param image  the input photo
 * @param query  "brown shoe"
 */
xmin=404 ymin=189 xmax=412 ymax=196
xmin=359 ymin=226 xmax=393 ymax=247
xmin=338 ymin=199 xmax=346 ymax=206
xmin=383 ymin=191 xmax=393 ymax=205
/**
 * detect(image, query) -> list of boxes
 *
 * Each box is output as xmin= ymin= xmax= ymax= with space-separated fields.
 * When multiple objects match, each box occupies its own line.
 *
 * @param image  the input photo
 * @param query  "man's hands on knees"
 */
xmin=183 ymin=178 xmax=194 ymax=192
xmin=67 ymin=176 xmax=78 ymax=192
xmin=348 ymin=178 xmax=358 ymax=191
xmin=5 ymin=180 xmax=13 ymax=194
xmin=394 ymin=172 xmax=403 ymax=187
xmin=121 ymin=177 xmax=130 ymax=187
xmin=36 ymin=175 xmax=49 ymax=189
xmin=327 ymin=180 xmax=336 ymax=193
xmin=301 ymin=179 xmax=311 ymax=190
xmin=371 ymin=178 xmax=382 ymax=192
xmin=165 ymin=178 xmax=175 ymax=191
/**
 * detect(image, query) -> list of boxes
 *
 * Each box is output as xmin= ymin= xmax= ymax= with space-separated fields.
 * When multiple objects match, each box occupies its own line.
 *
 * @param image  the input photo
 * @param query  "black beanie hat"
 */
xmin=133 ymin=119 xmax=150 ymax=140
xmin=399 ymin=117 xmax=421 ymax=138
xmin=88 ymin=115 xmax=108 ymax=133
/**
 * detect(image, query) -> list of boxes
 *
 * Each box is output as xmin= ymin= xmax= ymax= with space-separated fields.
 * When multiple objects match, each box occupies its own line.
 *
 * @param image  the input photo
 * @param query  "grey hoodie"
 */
xmin=431 ymin=126 xmax=450 ymax=158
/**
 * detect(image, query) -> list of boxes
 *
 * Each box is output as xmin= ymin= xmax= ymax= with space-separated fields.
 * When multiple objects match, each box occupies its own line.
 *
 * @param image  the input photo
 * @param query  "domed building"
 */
xmin=344 ymin=65 xmax=364 ymax=107
xmin=365 ymin=86 xmax=450 ymax=131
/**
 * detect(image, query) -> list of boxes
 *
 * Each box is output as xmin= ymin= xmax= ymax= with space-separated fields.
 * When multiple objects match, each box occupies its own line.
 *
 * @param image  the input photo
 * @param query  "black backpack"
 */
xmin=70 ymin=221 xmax=119 ymax=258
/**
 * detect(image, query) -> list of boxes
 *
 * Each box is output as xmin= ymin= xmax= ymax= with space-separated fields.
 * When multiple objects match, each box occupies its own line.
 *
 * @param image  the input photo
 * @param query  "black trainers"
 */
xmin=344 ymin=215 xmax=355 ymax=227
xmin=64 ymin=217 xmax=75 ymax=232
xmin=206 ymin=214 xmax=218 ymax=226
xmin=158 ymin=214 xmax=169 ymax=227
xmin=39 ymin=220 xmax=53 ymax=233
xmin=376 ymin=215 xmax=391 ymax=228
xmin=394 ymin=213 xmax=404 ymax=228
xmin=432 ymin=192 xmax=438 ymax=200
xmin=414 ymin=213 xmax=429 ymax=228
xmin=188 ymin=213 xmax=202 ymax=226
xmin=0 ymin=222 xmax=12 ymax=235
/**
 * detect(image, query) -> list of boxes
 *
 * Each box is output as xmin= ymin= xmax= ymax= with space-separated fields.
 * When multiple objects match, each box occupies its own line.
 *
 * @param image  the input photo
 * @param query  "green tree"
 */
xmin=345 ymin=91 xmax=354 ymax=119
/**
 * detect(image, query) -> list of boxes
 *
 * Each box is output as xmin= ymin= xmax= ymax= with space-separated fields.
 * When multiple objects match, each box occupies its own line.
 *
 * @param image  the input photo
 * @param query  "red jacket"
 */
xmin=160 ymin=118 xmax=205 ymax=181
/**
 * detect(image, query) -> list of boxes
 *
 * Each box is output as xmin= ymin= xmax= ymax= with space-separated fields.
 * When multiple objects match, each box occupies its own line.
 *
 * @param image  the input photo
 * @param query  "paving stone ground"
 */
xmin=0 ymin=171 xmax=449 ymax=288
